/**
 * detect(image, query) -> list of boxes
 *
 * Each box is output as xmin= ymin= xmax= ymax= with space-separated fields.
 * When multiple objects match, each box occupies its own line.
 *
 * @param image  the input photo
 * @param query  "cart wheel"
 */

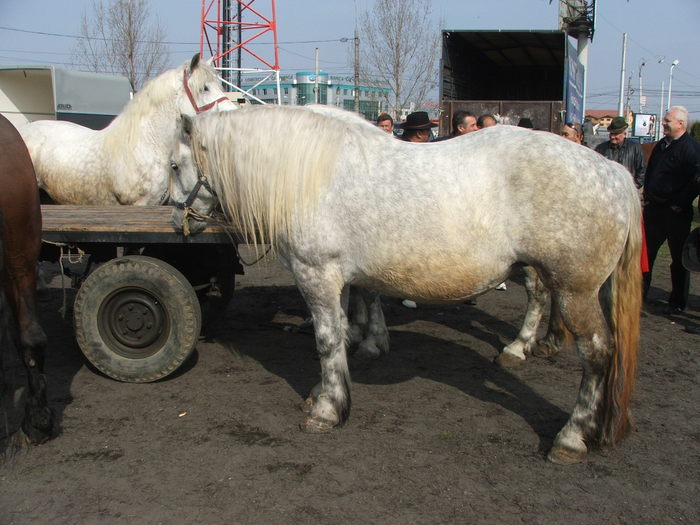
xmin=73 ymin=255 xmax=201 ymax=382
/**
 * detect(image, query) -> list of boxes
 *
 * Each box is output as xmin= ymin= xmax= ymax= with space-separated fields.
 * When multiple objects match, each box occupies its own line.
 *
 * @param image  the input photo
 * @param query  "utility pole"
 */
xmin=617 ymin=32 xmax=627 ymax=117
xmin=638 ymin=58 xmax=645 ymax=113
xmin=658 ymin=81 xmax=664 ymax=140
xmin=314 ymin=48 xmax=320 ymax=104
xmin=353 ymin=25 xmax=360 ymax=113
xmin=667 ymin=59 xmax=679 ymax=111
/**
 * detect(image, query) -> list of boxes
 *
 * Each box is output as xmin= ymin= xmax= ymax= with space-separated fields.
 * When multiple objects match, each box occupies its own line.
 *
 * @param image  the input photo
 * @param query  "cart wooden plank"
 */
xmin=41 ymin=205 xmax=238 ymax=245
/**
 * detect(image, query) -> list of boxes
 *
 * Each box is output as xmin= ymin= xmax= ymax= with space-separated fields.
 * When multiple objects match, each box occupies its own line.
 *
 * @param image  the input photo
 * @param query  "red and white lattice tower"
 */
xmin=200 ymin=0 xmax=281 ymax=103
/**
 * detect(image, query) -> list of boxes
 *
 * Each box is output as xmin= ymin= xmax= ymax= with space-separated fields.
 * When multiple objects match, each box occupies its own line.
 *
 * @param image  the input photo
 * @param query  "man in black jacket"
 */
xmin=643 ymin=106 xmax=700 ymax=313
xmin=595 ymin=116 xmax=646 ymax=188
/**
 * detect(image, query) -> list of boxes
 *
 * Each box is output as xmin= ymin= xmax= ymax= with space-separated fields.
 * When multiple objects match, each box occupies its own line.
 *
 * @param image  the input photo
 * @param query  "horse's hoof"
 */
xmin=301 ymin=396 xmax=314 ymax=414
xmin=495 ymin=352 xmax=525 ymax=368
xmin=532 ymin=340 xmax=560 ymax=358
xmin=547 ymin=445 xmax=587 ymax=465
xmin=353 ymin=341 xmax=381 ymax=360
xmin=300 ymin=416 xmax=336 ymax=433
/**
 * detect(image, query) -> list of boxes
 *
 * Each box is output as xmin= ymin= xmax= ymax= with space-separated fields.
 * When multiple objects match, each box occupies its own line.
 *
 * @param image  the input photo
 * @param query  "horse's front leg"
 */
xmin=295 ymin=266 xmax=351 ymax=433
xmin=532 ymin=294 xmax=574 ymax=358
xmin=497 ymin=266 xmax=548 ymax=367
xmin=350 ymin=287 xmax=390 ymax=360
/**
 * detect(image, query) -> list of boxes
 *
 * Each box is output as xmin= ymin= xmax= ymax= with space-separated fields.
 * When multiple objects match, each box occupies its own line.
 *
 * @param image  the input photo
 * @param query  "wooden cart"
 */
xmin=41 ymin=205 xmax=242 ymax=383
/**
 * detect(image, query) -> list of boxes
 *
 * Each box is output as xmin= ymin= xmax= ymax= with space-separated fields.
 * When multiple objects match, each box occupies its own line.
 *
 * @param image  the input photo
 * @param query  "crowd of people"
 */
xmin=376 ymin=106 xmax=700 ymax=334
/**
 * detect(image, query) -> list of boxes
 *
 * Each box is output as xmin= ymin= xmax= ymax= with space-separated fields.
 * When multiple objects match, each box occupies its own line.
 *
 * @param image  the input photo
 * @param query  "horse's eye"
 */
xmin=170 ymin=161 xmax=179 ymax=172
xmin=203 ymin=85 xmax=210 ymax=92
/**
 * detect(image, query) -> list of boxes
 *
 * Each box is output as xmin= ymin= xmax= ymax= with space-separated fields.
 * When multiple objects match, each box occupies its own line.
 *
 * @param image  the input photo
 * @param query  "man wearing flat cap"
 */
xmin=595 ymin=116 xmax=646 ymax=189
xmin=399 ymin=111 xmax=438 ymax=143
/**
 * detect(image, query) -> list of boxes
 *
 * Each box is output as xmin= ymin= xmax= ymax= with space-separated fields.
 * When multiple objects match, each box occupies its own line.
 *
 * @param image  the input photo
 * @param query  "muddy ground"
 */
xmin=1 ymin=246 xmax=698 ymax=524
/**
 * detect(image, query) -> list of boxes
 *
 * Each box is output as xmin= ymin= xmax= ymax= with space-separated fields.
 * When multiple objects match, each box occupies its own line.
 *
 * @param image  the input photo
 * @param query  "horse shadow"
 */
xmin=208 ymin=284 xmax=570 ymax=454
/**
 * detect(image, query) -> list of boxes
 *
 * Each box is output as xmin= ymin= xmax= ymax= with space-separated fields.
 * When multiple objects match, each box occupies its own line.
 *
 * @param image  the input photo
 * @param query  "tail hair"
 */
xmin=600 ymin=200 xmax=642 ymax=445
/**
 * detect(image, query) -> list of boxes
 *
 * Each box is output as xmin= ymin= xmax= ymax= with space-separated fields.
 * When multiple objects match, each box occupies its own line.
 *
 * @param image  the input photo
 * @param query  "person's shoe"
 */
xmin=685 ymin=324 xmax=700 ymax=335
xmin=495 ymin=282 xmax=507 ymax=291
xmin=402 ymin=299 xmax=417 ymax=309
xmin=663 ymin=304 xmax=684 ymax=316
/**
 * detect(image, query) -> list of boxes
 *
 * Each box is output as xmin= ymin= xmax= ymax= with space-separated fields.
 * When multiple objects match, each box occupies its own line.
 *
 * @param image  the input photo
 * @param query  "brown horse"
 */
xmin=0 ymin=114 xmax=53 ymax=448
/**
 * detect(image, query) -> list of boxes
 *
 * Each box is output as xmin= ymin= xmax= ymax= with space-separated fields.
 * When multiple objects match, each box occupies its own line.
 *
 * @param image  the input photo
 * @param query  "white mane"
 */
xmin=103 ymin=58 xmax=219 ymax=159
xmin=190 ymin=105 xmax=388 ymax=247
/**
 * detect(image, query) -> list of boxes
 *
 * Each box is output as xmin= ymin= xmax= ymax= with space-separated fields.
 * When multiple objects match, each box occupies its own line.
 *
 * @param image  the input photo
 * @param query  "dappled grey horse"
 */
xmin=169 ymin=105 xmax=642 ymax=464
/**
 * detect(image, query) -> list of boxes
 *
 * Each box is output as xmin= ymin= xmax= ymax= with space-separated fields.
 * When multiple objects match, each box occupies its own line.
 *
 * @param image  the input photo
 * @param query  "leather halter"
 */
xmin=183 ymin=69 xmax=229 ymax=114
xmin=172 ymin=171 xmax=217 ymax=211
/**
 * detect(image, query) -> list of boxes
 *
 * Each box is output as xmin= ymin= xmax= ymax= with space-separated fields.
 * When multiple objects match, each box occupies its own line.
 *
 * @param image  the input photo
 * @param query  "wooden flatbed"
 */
xmin=38 ymin=204 xmax=242 ymax=383
xmin=41 ymin=204 xmax=237 ymax=245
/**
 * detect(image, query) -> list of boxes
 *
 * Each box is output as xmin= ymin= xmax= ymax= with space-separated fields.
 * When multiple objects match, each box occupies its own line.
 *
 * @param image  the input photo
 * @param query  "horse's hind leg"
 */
xmin=350 ymin=287 xmax=389 ymax=360
xmin=496 ymin=266 xmax=548 ymax=367
xmin=13 ymin=285 xmax=52 ymax=444
xmin=295 ymin=265 xmax=351 ymax=432
xmin=548 ymin=291 xmax=612 ymax=465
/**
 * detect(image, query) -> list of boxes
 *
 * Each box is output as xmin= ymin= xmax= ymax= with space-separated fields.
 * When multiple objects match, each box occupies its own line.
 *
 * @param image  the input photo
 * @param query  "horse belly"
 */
xmin=356 ymin=256 xmax=508 ymax=303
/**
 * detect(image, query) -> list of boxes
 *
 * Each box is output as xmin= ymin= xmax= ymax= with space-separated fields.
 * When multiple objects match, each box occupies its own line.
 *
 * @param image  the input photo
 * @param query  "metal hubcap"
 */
xmin=99 ymin=289 xmax=168 ymax=358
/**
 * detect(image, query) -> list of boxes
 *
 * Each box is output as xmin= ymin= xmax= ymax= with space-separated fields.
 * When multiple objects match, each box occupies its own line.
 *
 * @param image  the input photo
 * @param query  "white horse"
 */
xmin=297 ymin=105 xmax=565 ymax=365
xmin=20 ymin=54 xmax=235 ymax=206
xmin=169 ymin=105 xmax=642 ymax=465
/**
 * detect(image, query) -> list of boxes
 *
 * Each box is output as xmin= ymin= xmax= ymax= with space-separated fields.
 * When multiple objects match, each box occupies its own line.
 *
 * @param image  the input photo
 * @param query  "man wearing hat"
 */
xmin=399 ymin=111 xmax=438 ymax=142
xmin=594 ymin=116 xmax=646 ymax=189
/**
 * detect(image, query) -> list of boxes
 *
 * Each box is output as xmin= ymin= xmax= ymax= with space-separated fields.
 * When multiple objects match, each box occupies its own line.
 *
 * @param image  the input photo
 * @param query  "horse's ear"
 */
xmin=189 ymin=53 xmax=201 ymax=72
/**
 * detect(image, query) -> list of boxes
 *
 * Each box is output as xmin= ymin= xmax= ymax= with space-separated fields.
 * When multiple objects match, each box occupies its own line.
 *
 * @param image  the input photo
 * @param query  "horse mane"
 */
xmin=102 ymin=58 xmax=220 ymax=159
xmin=191 ymin=105 xmax=377 ymax=248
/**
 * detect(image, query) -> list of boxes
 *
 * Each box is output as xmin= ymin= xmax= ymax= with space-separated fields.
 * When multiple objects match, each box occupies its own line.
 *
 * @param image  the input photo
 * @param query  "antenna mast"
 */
xmin=200 ymin=0 xmax=281 ymax=104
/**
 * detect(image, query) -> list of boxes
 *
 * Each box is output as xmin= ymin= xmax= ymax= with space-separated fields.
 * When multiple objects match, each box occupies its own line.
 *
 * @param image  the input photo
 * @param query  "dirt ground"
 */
xmin=1 ymin=246 xmax=698 ymax=524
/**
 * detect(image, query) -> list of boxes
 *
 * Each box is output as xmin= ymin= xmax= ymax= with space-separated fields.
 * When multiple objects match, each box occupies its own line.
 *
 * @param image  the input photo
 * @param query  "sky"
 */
xmin=1 ymin=0 xmax=698 ymax=118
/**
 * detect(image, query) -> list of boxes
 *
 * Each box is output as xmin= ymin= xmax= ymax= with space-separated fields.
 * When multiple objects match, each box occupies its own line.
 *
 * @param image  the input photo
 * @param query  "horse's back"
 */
xmin=0 ymin=115 xmax=40 ymax=207
xmin=319 ymin=125 xmax=637 ymax=295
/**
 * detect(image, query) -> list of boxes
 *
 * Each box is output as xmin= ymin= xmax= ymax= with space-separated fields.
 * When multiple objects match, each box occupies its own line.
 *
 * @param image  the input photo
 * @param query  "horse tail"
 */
xmin=601 ymin=194 xmax=642 ymax=445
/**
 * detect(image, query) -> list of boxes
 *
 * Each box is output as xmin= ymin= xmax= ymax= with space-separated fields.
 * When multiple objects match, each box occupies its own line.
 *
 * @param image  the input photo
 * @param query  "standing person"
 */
xmin=376 ymin=113 xmax=394 ymax=134
xmin=399 ymin=111 xmax=436 ymax=308
xmin=595 ymin=116 xmax=646 ymax=189
xmin=682 ymin=227 xmax=700 ymax=334
xmin=560 ymin=122 xmax=584 ymax=145
xmin=436 ymin=110 xmax=478 ymax=141
xmin=399 ymin=111 xmax=437 ymax=143
xmin=517 ymin=118 xmax=534 ymax=129
xmin=477 ymin=114 xmax=498 ymax=129
xmin=643 ymin=106 xmax=700 ymax=314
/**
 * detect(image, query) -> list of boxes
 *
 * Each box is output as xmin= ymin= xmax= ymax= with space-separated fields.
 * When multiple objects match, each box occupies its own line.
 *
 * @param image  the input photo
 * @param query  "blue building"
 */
xmin=242 ymin=72 xmax=391 ymax=121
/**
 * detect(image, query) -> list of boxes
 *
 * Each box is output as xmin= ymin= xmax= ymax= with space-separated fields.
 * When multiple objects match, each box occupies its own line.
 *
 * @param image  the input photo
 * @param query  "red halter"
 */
xmin=183 ymin=69 xmax=229 ymax=114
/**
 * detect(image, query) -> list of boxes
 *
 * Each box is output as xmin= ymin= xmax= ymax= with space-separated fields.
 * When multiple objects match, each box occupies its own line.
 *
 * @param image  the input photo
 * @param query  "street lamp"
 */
xmin=638 ymin=58 xmax=645 ymax=113
xmin=667 ymin=59 xmax=679 ymax=111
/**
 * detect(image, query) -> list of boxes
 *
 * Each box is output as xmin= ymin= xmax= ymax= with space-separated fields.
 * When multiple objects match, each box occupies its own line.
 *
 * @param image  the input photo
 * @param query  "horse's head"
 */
xmin=168 ymin=114 xmax=219 ymax=235
xmin=178 ymin=54 xmax=238 ymax=117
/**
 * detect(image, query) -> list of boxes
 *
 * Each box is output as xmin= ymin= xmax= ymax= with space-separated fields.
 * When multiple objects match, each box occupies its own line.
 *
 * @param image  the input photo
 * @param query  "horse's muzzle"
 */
xmin=171 ymin=207 xmax=207 ymax=236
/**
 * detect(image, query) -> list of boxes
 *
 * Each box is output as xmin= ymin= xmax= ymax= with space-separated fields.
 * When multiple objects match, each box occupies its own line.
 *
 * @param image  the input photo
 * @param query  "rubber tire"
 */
xmin=73 ymin=255 xmax=202 ymax=383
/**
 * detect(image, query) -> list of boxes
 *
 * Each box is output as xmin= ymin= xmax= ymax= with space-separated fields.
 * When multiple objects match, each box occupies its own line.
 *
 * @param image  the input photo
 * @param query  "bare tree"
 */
xmin=73 ymin=0 xmax=169 ymax=91
xmin=359 ymin=0 xmax=440 ymax=119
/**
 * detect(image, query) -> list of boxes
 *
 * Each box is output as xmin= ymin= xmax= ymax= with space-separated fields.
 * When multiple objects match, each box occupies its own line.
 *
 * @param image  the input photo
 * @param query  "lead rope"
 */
xmin=41 ymin=240 xmax=86 ymax=319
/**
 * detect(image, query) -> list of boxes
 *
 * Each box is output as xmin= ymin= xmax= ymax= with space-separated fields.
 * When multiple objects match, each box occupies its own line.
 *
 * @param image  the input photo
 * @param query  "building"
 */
xmin=241 ymin=72 xmax=391 ymax=121
xmin=584 ymin=109 xmax=618 ymax=129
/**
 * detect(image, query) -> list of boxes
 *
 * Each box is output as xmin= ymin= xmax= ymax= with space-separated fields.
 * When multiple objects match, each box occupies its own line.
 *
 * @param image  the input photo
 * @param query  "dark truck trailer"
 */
xmin=439 ymin=30 xmax=584 ymax=133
